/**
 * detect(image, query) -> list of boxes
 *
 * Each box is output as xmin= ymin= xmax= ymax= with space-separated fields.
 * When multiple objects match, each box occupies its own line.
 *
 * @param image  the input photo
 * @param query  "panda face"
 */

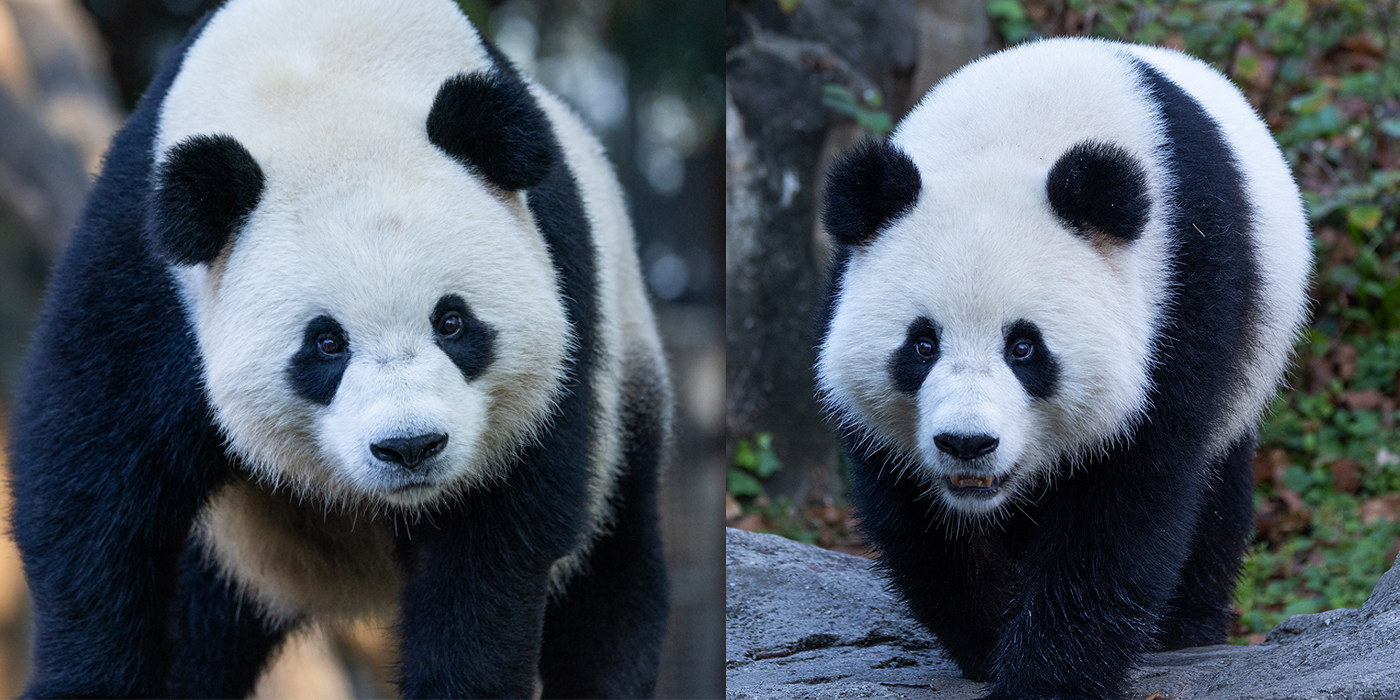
xmin=172 ymin=144 xmax=569 ymax=509
xmin=817 ymin=41 xmax=1193 ymax=517
xmin=144 ymin=0 xmax=577 ymax=509
xmin=821 ymin=143 xmax=1170 ymax=517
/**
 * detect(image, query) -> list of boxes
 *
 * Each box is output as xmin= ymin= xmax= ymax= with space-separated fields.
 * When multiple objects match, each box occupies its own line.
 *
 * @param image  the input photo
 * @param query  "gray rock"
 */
xmin=726 ymin=528 xmax=1400 ymax=699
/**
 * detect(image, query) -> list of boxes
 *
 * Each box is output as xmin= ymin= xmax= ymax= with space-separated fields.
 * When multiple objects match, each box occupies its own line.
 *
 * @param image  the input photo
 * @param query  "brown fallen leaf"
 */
xmin=1338 ymin=389 xmax=1393 ymax=412
xmin=1360 ymin=493 xmax=1400 ymax=526
xmin=1329 ymin=458 xmax=1362 ymax=494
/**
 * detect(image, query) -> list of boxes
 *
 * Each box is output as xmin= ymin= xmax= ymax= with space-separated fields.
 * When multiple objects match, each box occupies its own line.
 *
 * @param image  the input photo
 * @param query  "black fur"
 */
xmin=538 ymin=367 xmax=670 ymax=698
xmin=427 ymin=41 xmax=557 ymax=192
xmin=10 ymin=13 xmax=230 ymax=697
xmin=888 ymin=317 xmax=940 ymax=394
xmin=9 ymin=13 xmax=667 ymax=700
xmin=287 ymin=315 xmax=351 ymax=406
xmin=166 ymin=543 xmax=293 ymax=698
xmin=821 ymin=57 xmax=1262 ymax=700
xmin=147 ymin=133 xmax=264 ymax=264
xmin=822 ymin=139 xmax=921 ymax=246
xmin=431 ymin=294 xmax=496 ymax=382
xmin=1046 ymin=140 xmax=1150 ymax=243
xmin=1003 ymin=319 xmax=1058 ymax=400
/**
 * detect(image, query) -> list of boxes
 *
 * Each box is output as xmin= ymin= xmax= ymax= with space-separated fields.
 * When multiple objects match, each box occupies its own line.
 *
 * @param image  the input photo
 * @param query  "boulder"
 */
xmin=726 ymin=528 xmax=1400 ymax=699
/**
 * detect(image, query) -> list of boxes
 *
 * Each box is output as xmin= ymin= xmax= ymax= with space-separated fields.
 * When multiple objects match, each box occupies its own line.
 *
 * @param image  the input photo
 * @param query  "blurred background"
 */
xmin=727 ymin=0 xmax=1400 ymax=648
xmin=0 ymin=0 xmax=722 ymax=696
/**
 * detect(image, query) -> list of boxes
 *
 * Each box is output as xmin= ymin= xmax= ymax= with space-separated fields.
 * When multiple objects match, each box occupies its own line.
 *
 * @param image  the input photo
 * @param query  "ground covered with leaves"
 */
xmin=728 ymin=0 xmax=1400 ymax=645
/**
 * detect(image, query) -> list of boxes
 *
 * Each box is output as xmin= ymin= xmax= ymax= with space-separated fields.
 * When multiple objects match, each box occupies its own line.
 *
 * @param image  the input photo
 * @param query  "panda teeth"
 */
xmin=946 ymin=474 xmax=1000 ymax=491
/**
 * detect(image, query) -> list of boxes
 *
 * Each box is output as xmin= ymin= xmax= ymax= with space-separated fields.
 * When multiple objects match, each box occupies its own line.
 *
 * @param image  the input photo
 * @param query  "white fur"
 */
xmin=818 ymin=38 xmax=1310 ymax=515
xmin=153 ymin=0 xmax=667 ymax=620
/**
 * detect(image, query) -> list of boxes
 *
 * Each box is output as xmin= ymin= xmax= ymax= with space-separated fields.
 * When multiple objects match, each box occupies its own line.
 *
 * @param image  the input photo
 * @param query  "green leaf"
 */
xmin=727 ymin=468 xmax=764 ymax=498
xmin=1347 ymin=205 xmax=1383 ymax=232
xmin=1282 ymin=464 xmax=1313 ymax=494
xmin=753 ymin=432 xmax=783 ymax=478
xmin=986 ymin=0 xmax=1026 ymax=23
xmin=821 ymin=84 xmax=860 ymax=116
xmin=1289 ymin=88 xmax=1331 ymax=115
xmin=1281 ymin=597 xmax=1321 ymax=617
xmin=733 ymin=439 xmax=756 ymax=471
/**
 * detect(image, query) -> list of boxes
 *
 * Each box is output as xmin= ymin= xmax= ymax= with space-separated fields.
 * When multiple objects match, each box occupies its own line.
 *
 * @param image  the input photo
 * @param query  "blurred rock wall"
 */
xmin=724 ymin=0 xmax=992 ymax=503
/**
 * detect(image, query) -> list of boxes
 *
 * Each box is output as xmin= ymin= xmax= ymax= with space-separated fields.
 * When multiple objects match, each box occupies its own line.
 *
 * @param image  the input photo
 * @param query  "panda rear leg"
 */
xmin=538 ymin=405 xmax=669 ymax=698
xmin=167 ymin=539 xmax=295 ymax=698
xmin=1155 ymin=433 xmax=1256 ymax=649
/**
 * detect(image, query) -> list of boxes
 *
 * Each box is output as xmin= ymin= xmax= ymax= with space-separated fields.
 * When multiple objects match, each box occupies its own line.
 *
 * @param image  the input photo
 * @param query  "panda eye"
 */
xmin=914 ymin=337 xmax=936 ymax=358
xmin=436 ymin=311 xmax=464 ymax=339
xmin=1009 ymin=339 xmax=1034 ymax=361
xmin=317 ymin=332 xmax=345 ymax=357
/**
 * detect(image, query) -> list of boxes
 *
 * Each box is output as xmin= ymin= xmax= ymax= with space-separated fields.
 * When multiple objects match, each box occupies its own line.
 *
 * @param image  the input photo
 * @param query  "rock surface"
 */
xmin=726 ymin=528 xmax=1400 ymax=699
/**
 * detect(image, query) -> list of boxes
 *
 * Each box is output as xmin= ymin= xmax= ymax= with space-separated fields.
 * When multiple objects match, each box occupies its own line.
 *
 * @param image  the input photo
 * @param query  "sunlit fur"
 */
xmin=818 ymin=38 xmax=1310 ymax=517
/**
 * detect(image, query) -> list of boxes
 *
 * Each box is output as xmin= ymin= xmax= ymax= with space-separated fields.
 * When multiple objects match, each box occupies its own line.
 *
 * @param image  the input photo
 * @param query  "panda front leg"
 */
xmin=166 ymin=539 xmax=295 ymax=698
xmin=14 ymin=505 xmax=188 ymax=699
xmin=848 ymin=444 xmax=1019 ymax=681
xmin=11 ymin=400 xmax=230 ymax=697
xmin=394 ymin=506 xmax=558 ymax=699
xmin=1155 ymin=433 xmax=1256 ymax=649
xmin=537 ymin=408 xmax=669 ymax=699
xmin=983 ymin=450 xmax=1210 ymax=700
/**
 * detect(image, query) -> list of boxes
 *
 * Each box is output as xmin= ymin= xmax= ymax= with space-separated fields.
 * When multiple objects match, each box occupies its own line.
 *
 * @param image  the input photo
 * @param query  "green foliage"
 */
xmin=821 ymin=84 xmax=894 ymax=140
xmin=728 ymin=432 xmax=783 ymax=499
xmin=987 ymin=0 xmax=1035 ymax=44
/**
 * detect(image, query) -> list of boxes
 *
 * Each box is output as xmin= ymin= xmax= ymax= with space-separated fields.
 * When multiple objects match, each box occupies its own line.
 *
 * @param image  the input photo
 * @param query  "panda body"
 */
xmin=9 ymin=0 xmax=670 ymax=697
xmin=818 ymin=39 xmax=1308 ymax=699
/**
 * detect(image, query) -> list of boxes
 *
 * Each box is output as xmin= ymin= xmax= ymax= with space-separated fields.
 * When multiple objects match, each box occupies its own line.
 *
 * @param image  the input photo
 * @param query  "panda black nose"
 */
xmin=371 ymin=433 xmax=448 ymax=470
xmin=933 ymin=433 xmax=999 ymax=461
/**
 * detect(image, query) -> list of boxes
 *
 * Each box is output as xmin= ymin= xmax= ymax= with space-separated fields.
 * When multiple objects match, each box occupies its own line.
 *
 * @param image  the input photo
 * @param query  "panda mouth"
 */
xmin=944 ymin=474 xmax=1005 ymax=494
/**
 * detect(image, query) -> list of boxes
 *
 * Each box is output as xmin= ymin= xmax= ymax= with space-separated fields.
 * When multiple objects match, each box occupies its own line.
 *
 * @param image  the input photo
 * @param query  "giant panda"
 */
xmin=8 ymin=0 xmax=672 ymax=697
xmin=817 ymin=38 xmax=1311 ymax=700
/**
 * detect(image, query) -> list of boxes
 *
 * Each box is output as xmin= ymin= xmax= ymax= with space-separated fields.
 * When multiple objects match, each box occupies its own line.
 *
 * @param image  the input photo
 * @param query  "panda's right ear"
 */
xmin=1046 ymin=140 xmax=1149 ymax=243
xmin=146 ymin=134 xmax=264 ymax=265
xmin=426 ymin=64 xmax=558 ymax=192
xmin=822 ymin=140 xmax=921 ymax=247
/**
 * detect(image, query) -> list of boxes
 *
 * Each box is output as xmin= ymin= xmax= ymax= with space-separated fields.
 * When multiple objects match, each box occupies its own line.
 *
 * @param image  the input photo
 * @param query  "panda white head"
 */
xmin=145 ymin=15 xmax=570 ymax=510
xmin=818 ymin=132 xmax=1168 ymax=518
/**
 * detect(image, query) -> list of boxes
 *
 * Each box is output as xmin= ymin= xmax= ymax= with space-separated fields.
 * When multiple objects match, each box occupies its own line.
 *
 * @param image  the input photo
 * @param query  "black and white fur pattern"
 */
xmin=818 ymin=38 xmax=1309 ymax=699
xmin=9 ymin=0 xmax=670 ymax=697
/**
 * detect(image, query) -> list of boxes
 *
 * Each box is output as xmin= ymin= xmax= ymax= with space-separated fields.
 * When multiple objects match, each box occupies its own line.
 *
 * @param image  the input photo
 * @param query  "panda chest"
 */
xmin=193 ymin=476 xmax=403 ymax=623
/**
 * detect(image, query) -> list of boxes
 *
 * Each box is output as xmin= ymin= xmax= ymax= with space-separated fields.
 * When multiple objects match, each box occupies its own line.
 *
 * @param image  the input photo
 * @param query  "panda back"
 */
xmin=1124 ymin=43 xmax=1312 ymax=449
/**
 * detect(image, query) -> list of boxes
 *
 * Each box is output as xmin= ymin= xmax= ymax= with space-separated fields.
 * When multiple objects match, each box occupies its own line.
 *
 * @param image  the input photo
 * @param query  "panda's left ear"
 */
xmin=823 ymin=140 xmax=921 ymax=247
xmin=427 ymin=43 xmax=558 ymax=192
xmin=147 ymin=134 xmax=264 ymax=265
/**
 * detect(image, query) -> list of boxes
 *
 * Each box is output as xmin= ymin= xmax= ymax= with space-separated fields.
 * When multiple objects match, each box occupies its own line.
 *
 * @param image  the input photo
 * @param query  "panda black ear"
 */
xmin=147 ymin=134 xmax=264 ymax=265
xmin=426 ymin=46 xmax=558 ymax=192
xmin=1046 ymin=141 xmax=1149 ymax=243
xmin=823 ymin=140 xmax=921 ymax=247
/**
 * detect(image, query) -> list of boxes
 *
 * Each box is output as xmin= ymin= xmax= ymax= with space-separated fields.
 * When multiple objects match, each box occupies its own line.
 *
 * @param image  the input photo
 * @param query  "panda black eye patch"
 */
xmin=1004 ymin=319 xmax=1059 ymax=399
xmin=288 ymin=315 xmax=350 ymax=405
xmin=432 ymin=295 xmax=496 ymax=381
xmin=889 ymin=317 xmax=940 ymax=394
